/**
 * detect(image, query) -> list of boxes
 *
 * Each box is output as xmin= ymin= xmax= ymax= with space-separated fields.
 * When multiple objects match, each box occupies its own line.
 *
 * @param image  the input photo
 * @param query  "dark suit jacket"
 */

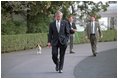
xmin=67 ymin=21 xmax=77 ymax=34
xmin=48 ymin=20 xmax=70 ymax=46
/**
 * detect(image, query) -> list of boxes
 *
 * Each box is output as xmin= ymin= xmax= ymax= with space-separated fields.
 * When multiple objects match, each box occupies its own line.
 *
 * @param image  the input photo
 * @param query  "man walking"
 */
xmin=48 ymin=11 xmax=70 ymax=73
xmin=67 ymin=15 xmax=77 ymax=54
xmin=85 ymin=16 xmax=102 ymax=56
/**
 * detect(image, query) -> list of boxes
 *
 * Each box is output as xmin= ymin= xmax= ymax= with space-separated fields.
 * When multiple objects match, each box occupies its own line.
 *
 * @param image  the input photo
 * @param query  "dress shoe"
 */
xmin=93 ymin=53 xmax=96 ymax=56
xmin=70 ymin=51 xmax=75 ymax=54
xmin=59 ymin=70 xmax=63 ymax=73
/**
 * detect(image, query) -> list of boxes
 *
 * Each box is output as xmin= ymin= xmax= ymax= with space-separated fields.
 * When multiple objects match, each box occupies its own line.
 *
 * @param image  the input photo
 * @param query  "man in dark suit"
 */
xmin=67 ymin=15 xmax=77 ymax=54
xmin=48 ymin=11 xmax=70 ymax=73
xmin=85 ymin=16 xmax=103 ymax=56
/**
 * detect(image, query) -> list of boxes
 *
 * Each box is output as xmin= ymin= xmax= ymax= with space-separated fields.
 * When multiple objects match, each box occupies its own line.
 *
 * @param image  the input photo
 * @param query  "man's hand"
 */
xmin=71 ymin=29 xmax=77 ymax=32
xmin=48 ymin=43 xmax=51 ymax=48
xmin=85 ymin=36 xmax=88 ymax=39
xmin=100 ymin=35 xmax=103 ymax=38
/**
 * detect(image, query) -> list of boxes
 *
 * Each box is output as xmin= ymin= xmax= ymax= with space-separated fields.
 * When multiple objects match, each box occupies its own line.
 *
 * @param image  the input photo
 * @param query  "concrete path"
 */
xmin=1 ymin=42 xmax=117 ymax=78
xmin=74 ymin=48 xmax=117 ymax=78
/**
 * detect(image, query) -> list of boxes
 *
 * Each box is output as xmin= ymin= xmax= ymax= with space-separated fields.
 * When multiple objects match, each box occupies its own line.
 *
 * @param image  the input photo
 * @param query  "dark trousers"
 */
xmin=90 ymin=34 xmax=97 ymax=54
xmin=70 ymin=35 xmax=73 ymax=52
xmin=52 ymin=41 xmax=67 ymax=70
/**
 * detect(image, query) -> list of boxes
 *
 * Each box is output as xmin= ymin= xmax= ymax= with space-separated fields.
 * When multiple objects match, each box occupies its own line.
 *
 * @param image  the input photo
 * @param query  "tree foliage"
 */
xmin=74 ymin=1 xmax=109 ymax=19
xmin=1 ymin=1 xmax=109 ymax=35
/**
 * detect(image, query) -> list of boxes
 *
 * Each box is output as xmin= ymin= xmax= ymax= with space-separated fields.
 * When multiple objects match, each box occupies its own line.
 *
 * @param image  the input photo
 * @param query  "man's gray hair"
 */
xmin=55 ymin=10 xmax=63 ymax=16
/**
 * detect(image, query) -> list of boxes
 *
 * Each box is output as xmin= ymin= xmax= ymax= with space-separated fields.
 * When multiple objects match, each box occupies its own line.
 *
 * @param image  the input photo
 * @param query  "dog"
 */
xmin=37 ymin=44 xmax=42 ymax=54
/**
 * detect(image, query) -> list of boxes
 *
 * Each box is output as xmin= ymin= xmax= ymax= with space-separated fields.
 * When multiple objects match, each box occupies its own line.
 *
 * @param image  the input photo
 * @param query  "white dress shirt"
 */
xmin=56 ymin=20 xmax=60 ymax=32
xmin=91 ymin=21 xmax=95 ymax=34
xmin=70 ymin=22 xmax=73 ymax=29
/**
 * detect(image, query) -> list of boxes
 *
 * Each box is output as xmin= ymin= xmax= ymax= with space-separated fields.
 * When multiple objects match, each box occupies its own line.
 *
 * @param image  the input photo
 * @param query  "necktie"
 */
xmin=57 ymin=21 xmax=60 ymax=33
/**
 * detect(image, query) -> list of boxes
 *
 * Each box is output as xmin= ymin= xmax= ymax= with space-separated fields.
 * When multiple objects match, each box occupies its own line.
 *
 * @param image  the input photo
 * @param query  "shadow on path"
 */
xmin=74 ymin=48 xmax=117 ymax=78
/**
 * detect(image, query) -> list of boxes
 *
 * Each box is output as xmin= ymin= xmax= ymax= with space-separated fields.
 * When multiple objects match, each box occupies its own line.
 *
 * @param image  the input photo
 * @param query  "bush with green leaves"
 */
xmin=1 ymin=30 xmax=116 ymax=53
xmin=1 ymin=20 xmax=27 ymax=35
xmin=1 ymin=33 xmax=48 ymax=53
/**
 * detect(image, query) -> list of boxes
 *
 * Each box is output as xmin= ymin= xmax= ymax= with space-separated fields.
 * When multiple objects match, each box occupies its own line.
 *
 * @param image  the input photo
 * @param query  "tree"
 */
xmin=1 ymin=1 xmax=109 ymax=34
xmin=72 ymin=1 xmax=109 ymax=20
xmin=26 ymin=1 xmax=74 ymax=33
xmin=1 ymin=1 xmax=28 ymax=35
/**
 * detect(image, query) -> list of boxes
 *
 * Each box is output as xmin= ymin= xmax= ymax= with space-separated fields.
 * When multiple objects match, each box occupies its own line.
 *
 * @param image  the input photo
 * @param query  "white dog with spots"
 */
xmin=37 ymin=44 xmax=42 ymax=54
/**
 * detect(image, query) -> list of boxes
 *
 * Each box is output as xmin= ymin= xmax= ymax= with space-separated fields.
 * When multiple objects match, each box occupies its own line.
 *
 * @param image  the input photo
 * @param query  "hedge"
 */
xmin=1 ymin=33 xmax=48 ymax=53
xmin=1 ymin=29 xmax=117 ymax=53
xmin=74 ymin=29 xmax=117 ymax=44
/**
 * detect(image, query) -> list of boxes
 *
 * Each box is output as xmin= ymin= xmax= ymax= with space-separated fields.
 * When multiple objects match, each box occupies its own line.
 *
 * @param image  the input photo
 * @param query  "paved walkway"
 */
xmin=1 ymin=42 xmax=117 ymax=78
xmin=74 ymin=48 xmax=117 ymax=78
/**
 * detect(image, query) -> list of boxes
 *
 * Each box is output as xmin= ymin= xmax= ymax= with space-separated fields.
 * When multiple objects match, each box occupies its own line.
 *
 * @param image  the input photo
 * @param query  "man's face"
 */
xmin=91 ymin=17 xmax=95 ymax=21
xmin=56 ymin=14 xmax=62 ymax=21
xmin=69 ymin=17 xmax=74 ymax=22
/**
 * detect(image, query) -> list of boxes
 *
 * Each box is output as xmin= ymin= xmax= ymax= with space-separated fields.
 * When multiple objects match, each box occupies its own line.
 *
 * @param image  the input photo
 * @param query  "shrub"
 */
xmin=1 ymin=21 xmax=27 ymax=35
xmin=1 ymin=33 xmax=48 ymax=53
xmin=1 ymin=30 xmax=117 ymax=53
